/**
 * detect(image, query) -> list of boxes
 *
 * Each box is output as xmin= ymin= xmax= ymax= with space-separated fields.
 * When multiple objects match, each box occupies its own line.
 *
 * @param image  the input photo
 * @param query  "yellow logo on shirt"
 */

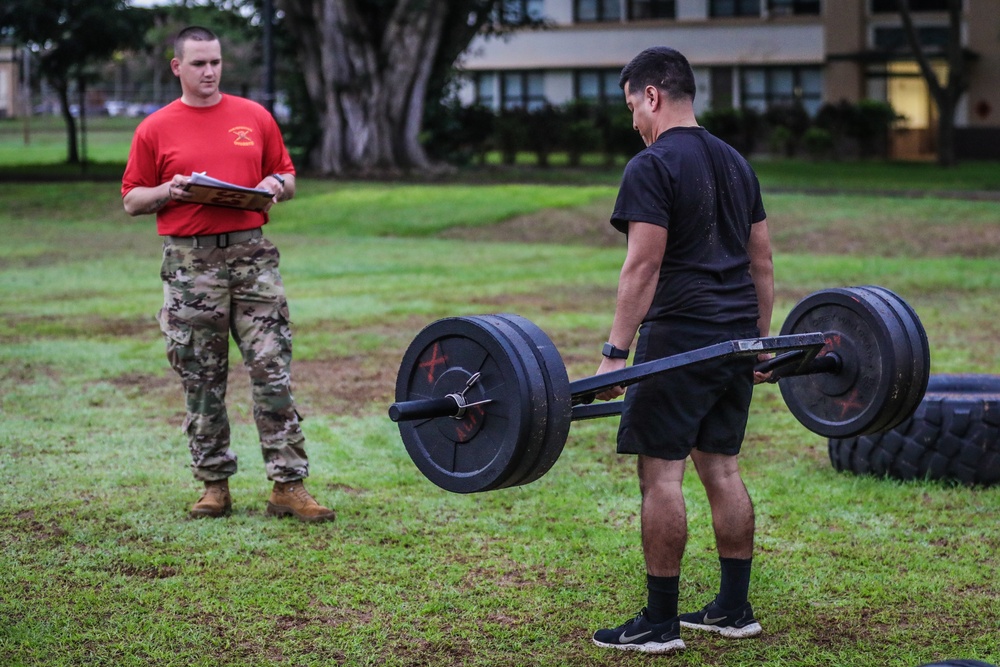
xmin=229 ymin=126 xmax=255 ymax=146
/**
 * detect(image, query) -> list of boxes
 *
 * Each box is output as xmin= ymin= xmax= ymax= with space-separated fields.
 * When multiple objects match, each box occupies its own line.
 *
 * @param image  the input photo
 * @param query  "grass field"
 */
xmin=1 ymin=134 xmax=999 ymax=665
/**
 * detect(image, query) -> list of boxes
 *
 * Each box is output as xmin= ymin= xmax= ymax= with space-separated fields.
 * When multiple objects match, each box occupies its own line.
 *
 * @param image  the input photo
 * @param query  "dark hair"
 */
xmin=618 ymin=46 xmax=696 ymax=103
xmin=174 ymin=26 xmax=218 ymax=60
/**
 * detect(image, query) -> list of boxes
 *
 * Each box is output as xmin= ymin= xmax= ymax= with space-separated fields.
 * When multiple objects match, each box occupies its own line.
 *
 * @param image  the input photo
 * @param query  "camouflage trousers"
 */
xmin=157 ymin=235 xmax=309 ymax=483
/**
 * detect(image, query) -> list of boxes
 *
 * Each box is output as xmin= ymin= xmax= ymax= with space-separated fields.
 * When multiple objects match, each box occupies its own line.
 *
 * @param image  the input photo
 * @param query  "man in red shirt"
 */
xmin=122 ymin=26 xmax=334 ymax=522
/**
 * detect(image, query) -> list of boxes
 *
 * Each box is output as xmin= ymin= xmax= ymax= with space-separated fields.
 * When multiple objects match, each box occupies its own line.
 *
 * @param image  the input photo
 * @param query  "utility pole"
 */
xmin=22 ymin=46 xmax=31 ymax=146
xmin=262 ymin=0 xmax=275 ymax=115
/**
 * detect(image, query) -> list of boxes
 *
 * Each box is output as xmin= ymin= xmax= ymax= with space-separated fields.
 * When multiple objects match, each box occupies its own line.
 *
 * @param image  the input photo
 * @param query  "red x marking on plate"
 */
xmin=419 ymin=343 xmax=447 ymax=383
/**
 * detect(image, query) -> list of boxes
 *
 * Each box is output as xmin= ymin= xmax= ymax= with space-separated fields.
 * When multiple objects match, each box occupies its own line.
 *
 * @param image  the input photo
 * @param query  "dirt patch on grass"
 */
xmin=3 ymin=314 xmax=154 ymax=343
xmin=440 ymin=194 xmax=997 ymax=257
xmin=117 ymin=319 xmax=420 ymax=420
xmin=440 ymin=199 xmax=623 ymax=247
xmin=293 ymin=355 xmax=399 ymax=417
xmin=769 ymin=216 xmax=1000 ymax=258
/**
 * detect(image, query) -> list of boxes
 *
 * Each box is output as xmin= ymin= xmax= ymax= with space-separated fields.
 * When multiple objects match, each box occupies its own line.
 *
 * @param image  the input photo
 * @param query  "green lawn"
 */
xmin=1 ymin=162 xmax=998 ymax=665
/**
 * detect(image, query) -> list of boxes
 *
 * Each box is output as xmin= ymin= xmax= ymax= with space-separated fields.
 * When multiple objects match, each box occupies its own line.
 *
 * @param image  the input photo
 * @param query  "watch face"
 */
xmin=603 ymin=343 xmax=627 ymax=359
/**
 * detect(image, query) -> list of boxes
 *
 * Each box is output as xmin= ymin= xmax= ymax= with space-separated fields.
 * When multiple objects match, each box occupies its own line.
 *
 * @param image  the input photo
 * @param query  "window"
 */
xmin=711 ymin=67 xmax=734 ymax=109
xmin=576 ymin=69 xmax=623 ymax=104
xmin=768 ymin=0 xmax=820 ymax=15
xmin=501 ymin=0 xmax=545 ymax=23
xmin=872 ymin=0 xmax=953 ymax=12
xmin=710 ymin=0 xmax=761 ymax=16
xmin=740 ymin=66 xmax=823 ymax=115
xmin=475 ymin=73 xmax=497 ymax=108
xmin=873 ymin=26 xmax=950 ymax=50
xmin=501 ymin=71 xmax=546 ymax=110
xmin=575 ymin=0 xmax=622 ymax=22
xmin=629 ymin=0 xmax=677 ymax=19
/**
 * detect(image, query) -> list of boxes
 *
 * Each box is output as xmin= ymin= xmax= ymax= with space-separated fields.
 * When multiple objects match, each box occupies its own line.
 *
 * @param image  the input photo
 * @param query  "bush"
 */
xmin=803 ymin=127 xmax=835 ymax=160
xmin=597 ymin=104 xmax=646 ymax=163
xmin=853 ymin=99 xmax=901 ymax=158
xmin=422 ymin=101 xmax=495 ymax=165
xmin=765 ymin=104 xmax=810 ymax=156
xmin=564 ymin=120 xmax=602 ymax=166
xmin=524 ymin=104 xmax=564 ymax=167
xmin=424 ymin=97 xmax=899 ymax=169
xmin=698 ymin=107 xmax=761 ymax=156
xmin=561 ymin=100 xmax=603 ymax=166
xmin=495 ymin=110 xmax=530 ymax=165
xmin=815 ymin=99 xmax=900 ymax=159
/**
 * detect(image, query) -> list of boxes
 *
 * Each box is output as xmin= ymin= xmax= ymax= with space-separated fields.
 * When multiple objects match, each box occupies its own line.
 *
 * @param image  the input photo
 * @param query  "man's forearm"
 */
xmin=608 ymin=265 xmax=656 ymax=351
xmin=748 ymin=219 xmax=774 ymax=337
xmin=123 ymin=183 xmax=170 ymax=216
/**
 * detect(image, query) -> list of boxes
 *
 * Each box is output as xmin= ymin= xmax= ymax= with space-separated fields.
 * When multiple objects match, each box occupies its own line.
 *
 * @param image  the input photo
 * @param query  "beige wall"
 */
xmin=964 ymin=0 xmax=1000 ymax=128
xmin=0 ymin=45 xmax=21 ymax=119
xmin=823 ymin=0 xmax=866 ymax=104
xmin=466 ymin=22 xmax=825 ymax=70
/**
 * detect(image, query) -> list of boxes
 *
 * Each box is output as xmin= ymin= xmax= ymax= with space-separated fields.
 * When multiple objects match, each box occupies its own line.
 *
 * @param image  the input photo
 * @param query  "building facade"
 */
xmin=457 ymin=0 xmax=1000 ymax=159
xmin=0 ymin=44 xmax=23 ymax=119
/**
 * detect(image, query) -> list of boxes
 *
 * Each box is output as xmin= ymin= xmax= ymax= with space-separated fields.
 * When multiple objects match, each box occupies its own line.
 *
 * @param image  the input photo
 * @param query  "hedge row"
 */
xmin=422 ymin=99 xmax=900 ymax=165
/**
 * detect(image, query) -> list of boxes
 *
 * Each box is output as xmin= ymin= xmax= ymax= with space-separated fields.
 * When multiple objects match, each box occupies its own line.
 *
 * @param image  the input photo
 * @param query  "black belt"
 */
xmin=166 ymin=227 xmax=263 ymax=248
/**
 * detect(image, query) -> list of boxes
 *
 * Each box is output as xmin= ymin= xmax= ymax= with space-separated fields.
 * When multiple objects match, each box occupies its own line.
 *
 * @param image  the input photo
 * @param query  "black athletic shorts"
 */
xmin=616 ymin=319 xmax=758 ymax=460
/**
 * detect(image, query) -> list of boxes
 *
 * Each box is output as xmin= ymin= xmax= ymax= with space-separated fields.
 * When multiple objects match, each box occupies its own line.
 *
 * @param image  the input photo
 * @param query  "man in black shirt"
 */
xmin=591 ymin=46 xmax=774 ymax=654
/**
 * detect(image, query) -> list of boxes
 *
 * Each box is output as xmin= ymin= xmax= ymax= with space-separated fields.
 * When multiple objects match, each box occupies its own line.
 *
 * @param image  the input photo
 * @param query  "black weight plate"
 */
xmin=489 ymin=314 xmax=572 ymax=487
xmin=855 ymin=285 xmax=930 ymax=432
xmin=394 ymin=316 xmax=534 ymax=493
xmin=778 ymin=287 xmax=905 ymax=438
xmin=840 ymin=286 xmax=913 ymax=434
xmin=472 ymin=315 xmax=550 ymax=491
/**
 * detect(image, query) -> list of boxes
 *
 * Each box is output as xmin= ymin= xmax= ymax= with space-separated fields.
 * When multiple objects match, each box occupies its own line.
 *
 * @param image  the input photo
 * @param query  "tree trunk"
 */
xmin=936 ymin=99 xmax=956 ymax=166
xmin=280 ymin=0 xmax=450 ymax=176
xmin=55 ymin=80 xmax=80 ymax=165
xmin=896 ymin=0 xmax=966 ymax=166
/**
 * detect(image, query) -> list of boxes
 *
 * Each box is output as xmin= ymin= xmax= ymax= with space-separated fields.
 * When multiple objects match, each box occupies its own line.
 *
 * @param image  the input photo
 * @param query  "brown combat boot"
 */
xmin=266 ymin=480 xmax=336 ymax=523
xmin=190 ymin=479 xmax=232 ymax=518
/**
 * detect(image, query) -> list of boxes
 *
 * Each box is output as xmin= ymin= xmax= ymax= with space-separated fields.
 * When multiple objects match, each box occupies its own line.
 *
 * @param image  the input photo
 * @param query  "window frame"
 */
xmin=574 ymin=69 xmax=624 ymax=105
xmin=628 ymin=0 xmax=677 ymax=20
xmin=500 ymin=71 xmax=547 ymax=111
xmin=500 ymin=0 xmax=545 ymax=23
xmin=574 ymin=0 xmax=622 ymax=22
xmin=871 ymin=0 xmax=954 ymax=13
xmin=709 ymin=0 xmax=762 ymax=17
xmin=739 ymin=65 xmax=823 ymax=115
xmin=767 ymin=0 xmax=820 ymax=16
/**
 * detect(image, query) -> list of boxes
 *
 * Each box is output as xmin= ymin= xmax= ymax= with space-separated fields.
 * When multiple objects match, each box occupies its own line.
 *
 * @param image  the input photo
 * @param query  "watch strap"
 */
xmin=601 ymin=342 xmax=630 ymax=359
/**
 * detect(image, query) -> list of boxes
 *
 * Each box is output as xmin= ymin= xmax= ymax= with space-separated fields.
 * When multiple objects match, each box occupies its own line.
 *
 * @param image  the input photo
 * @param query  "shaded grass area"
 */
xmin=5 ymin=114 xmax=1000 ymax=193
xmin=1 ymin=181 xmax=998 ymax=666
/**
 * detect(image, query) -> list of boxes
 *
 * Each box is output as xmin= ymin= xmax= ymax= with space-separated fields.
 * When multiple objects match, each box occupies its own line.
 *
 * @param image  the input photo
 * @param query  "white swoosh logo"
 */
xmin=704 ymin=614 xmax=727 ymax=624
xmin=619 ymin=630 xmax=652 ymax=643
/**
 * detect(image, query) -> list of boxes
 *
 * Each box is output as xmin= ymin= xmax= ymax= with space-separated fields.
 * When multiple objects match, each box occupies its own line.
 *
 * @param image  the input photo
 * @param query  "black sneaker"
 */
xmin=592 ymin=609 xmax=685 ymax=654
xmin=679 ymin=599 xmax=762 ymax=638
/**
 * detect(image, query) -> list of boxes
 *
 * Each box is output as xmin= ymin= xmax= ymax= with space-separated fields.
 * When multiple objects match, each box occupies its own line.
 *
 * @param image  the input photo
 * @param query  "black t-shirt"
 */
xmin=611 ymin=126 xmax=766 ymax=328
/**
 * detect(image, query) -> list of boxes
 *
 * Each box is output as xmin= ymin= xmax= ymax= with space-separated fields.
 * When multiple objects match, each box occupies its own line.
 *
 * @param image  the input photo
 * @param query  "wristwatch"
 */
xmin=601 ymin=342 xmax=630 ymax=360
xmin=270 ymin=173 xmax=285 ymax=187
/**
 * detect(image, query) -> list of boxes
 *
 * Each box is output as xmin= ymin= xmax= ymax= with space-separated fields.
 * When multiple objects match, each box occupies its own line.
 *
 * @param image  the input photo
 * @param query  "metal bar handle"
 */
xmin=569 ymin=332 xmax=827 ymax=405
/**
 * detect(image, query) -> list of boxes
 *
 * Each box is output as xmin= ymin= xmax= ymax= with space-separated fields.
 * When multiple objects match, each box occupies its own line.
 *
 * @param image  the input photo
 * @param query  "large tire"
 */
xmin=828 ymin=374 xmax=1000 ymax=487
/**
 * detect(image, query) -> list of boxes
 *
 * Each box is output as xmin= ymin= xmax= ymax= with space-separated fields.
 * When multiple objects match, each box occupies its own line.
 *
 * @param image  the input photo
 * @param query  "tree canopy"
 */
xmin=1 ymin=0 xmax=152 ymax=163
xmin=277 ymin=0 xmax=508 ymax=175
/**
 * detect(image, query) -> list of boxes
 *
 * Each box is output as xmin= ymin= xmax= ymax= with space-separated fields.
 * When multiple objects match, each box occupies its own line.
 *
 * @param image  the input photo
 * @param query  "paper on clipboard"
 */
xmin=184 ymin=172 xmax=275 ymax=211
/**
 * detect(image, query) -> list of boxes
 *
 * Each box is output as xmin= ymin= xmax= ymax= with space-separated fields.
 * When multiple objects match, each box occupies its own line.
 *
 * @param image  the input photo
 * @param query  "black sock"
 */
xmin=645 ymin=574 xmax=680 ymax=623
xmin=717 ymin=557 xmax=752 ymax=610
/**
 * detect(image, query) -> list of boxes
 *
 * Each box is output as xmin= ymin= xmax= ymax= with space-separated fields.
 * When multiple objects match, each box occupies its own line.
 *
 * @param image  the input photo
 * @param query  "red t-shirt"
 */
xmin=122 ymin=94 xmax=296 ymax=237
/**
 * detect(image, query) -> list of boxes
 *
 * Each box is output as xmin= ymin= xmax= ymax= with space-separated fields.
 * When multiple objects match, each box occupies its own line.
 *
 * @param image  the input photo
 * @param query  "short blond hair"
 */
xmin=174 ymin=26 xmax=218 ymax=61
